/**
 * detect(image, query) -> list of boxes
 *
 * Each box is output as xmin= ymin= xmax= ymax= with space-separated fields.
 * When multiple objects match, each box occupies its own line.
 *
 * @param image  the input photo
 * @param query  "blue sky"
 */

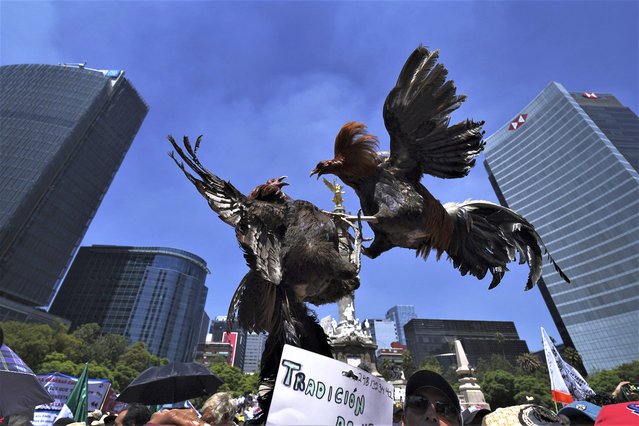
xmin=2 ymin=1 xmax=636 ymax=352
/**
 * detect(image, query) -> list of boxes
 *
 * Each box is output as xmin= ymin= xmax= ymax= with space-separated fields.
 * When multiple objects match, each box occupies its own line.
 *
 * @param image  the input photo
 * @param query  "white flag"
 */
xmin=53 ymin=404 xmax=73 ymax=423
xmin=541 ymin=327 xmax=594 ymax=404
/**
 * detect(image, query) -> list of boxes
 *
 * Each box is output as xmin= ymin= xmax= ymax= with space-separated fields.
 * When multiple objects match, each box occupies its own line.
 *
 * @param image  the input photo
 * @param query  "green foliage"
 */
xmin=561 ymin=347 xmax=587 ymax=376
xmin=419 ymin=356 xmax=443 ymax=374
xmin=517 ymin=353 xmax=542 ymax=374
xmin=514 ymin=375 xmax=552 ymax=408
xmin=113 ymin=364 xmax=140 ymax=392
xmin=587 ymin=369 xmax=623 ymax=395
xmin=613 ymin=360 xmax=639 ymax=382
xmin=209 ymin=363 xmax=258 ymax=397
xmin=378 ymin=358 xmax=394 ymax=381
xmin=118 ymin=342 xmax=155 ymax=371
xmin=480 ymin=370 xmax=517 ymax=408
xmin=0 ymin=321 xmax=167 ymax=393
xmin=1 ymin=321 xmax=57 ymax=368
xmin=39 ymin=352 xmax=81 ymax=376
xmin=476 ymin=354 xmax=515 ymax=376
xmin=402 ymin=349 xmax=417 ymax=379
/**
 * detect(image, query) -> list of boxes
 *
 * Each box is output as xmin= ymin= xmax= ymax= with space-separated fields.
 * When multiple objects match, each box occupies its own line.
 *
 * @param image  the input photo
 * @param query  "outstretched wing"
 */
xmin=384 ymin=46 xmax=485 ymax=180
xmin=168 ymin=134 xmax=285 ymax=285
xmin=168 ymin=135 xmax=246 ymax=227
xmin=444 ymin=200 xmax=570 ymax=290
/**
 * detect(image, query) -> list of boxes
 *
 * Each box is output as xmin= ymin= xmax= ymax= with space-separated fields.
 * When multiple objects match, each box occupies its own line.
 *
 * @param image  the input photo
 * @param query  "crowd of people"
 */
xmin=40 ymin=371 xmax=635 ymax=426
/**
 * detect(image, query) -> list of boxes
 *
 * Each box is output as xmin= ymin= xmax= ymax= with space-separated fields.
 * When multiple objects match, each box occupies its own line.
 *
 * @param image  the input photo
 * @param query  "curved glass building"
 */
xmin=0 ymin=64 xmax=148 ymax=318
xmin=50 ymin=245 xmax=209 ymax=362
xmin=484 ymin=82 xmax=639 ymax=372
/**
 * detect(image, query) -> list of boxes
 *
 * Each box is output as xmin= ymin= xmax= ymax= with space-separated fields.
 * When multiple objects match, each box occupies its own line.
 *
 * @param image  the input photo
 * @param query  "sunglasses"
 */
xmin=405 ymin=395 xmax=459 ymax=419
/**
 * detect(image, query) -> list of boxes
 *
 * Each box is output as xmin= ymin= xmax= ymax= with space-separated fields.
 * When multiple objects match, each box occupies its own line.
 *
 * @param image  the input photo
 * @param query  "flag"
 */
xmin=541 ymin=327 xmax=594 ymax=404
xmin=55 ymin=363 xmax=89 ymax=423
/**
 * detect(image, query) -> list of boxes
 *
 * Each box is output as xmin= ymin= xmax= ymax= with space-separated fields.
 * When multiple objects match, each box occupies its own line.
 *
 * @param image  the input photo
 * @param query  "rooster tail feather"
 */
xmin=444 ymin=201 xmax=570 ymax=290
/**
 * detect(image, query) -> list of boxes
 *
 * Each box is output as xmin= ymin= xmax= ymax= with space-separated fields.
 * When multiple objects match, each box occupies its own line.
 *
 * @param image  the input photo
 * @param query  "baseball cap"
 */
xmin=595 ymin=401 xmax=639 ymax=425
xmin=405 ymin=370 xmax=461 ymax=413
xmin=462 ymin=404 xmax=491 ymax=424
xmin=558 ymin=401 xmax=601 ymax=421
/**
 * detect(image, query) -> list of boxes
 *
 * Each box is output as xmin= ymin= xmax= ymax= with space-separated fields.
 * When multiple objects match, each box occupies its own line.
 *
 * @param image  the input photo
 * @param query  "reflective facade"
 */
xmin=242 ymin=332 xmax=268 ymax=373
xmin=386 ymin=305 xmax=417 ymax=345
xmin=50 ymin=246 xmax=208 ymax=362
xmin=0 ymin=64 xmax=148 ymax=313
xmin=363 ymin=318 xmax=398 ymax=354
xmin=484 ymin=82 xmax=639 ymax=372
xmin=404 ymin=318 xmax=529 ymax=367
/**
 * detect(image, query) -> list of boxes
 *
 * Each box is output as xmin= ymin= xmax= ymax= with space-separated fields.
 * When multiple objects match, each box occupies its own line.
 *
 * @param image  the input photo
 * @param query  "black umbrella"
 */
xmin=116 ymin=362 xmax=223 ymax=404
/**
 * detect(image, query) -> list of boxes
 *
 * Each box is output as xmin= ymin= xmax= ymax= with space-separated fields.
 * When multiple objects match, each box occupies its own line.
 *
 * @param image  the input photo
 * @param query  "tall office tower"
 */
xmin=0 ymin=64 xmax=148 ymax=321
xmin=49 ymin=245 xmax=208 ymax=362
xmin=198 ymin=312 xmax=211 ymax=347
xmin=404 ymin=319 xmax=529 ymax=367
xmin=209 ymin=316 xmax=247 ymax=370
xmin=386 ymin=305 xmax=417 ymax=345
xmin=363 ymin=318 xmax=398 ymax=354
xmin=242 ymin=332 xmax=268 ymax=373
xmin=484 ymin=82 xmax=639 ymax=372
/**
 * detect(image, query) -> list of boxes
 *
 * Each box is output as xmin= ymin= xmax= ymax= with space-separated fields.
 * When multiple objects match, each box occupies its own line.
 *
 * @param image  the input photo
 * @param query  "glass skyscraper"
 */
xmin=363 ymin=318 xmax=398 ymax=354
xmin=484 ymin=82 xmax=638 ymax=372
xmin=386 ymin=305 xmax=417 ymax=345
xmin=50 ymin=245 xmax=209 ymax=362
xmin=0 ymin=64 xmax=147 ymax=320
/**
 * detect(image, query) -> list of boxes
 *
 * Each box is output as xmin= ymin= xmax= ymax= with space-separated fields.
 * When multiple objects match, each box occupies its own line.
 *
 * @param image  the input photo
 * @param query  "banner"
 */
xmin=35 ymin=372 xmax=110 ymax=412
xmin=541 ymin=327 xmax=594 ymax=404
xmin=267 ymin=345 xmax=394 ymax=426
xmin=101 ymin=387 xmax=126 ymax=414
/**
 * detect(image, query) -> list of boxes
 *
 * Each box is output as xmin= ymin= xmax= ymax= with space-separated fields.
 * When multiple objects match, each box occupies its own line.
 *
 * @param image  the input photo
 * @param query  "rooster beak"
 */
xmin=277 ymin=176 xmax=289 ymax=187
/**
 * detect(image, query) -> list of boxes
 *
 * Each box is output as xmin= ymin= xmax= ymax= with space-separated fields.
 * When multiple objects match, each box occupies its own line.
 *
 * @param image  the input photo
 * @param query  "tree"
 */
xmin=419 ymin=356 xmax=443 ymax=374
xmin=402 ymin=349 xmax=417 ymax=379
xmin=562 ymin=347 xmax=587 ymax=376
xmin=117 ymin=342 xmax=155 ymax=372
xmin=378 ymin=358 xmax=394 ymax=381
xmin=517 ymin=353 xmax=542 ymax=374
xmin=1 ymin=321 xmax=55 ymax=370
xmin=91 ymin=334 xmax=129 ymax=366
xmin=587 ymin=370 xmax=622 ymax=395
xmin=480 ymin=370 xmax=517 ymax=409
xmin=113 ymin=364 xmax=140 ymax=393
xmin=210 ymin=363 xmax=253 ymax=397
xmin=494 ymin=332 xmax=506 ymax=358
xmin=513 ymin=375 xmax=552 ymax=408
xmin=38 ymin=352 xmax=80 ymax=376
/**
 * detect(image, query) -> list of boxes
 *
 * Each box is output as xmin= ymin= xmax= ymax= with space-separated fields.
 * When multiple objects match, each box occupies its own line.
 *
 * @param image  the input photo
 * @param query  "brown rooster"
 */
xmin=311 ymin=46 xmax=569 ymax=290
xmin=168 ymin=135 xmax=359 ymax=417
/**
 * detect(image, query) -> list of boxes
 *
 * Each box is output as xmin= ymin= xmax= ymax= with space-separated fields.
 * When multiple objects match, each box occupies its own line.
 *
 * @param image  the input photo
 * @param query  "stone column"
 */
xmin=455 ymin=339 xmax=490 ymax=410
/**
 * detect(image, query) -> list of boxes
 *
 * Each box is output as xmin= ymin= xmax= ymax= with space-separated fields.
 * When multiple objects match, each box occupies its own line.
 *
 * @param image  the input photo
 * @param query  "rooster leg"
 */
xmin=362 ymin=234 xmax=394 ymax=259
xmin=325 ymin=211 xmax=378 ymax=223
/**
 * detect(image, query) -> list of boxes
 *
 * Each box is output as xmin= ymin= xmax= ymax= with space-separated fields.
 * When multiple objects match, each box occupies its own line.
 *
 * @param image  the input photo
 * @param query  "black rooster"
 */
xmin=168 ymin=135 xmax=359 ymax=416
xmin=311 ymin=46 xmax=569 ymax=290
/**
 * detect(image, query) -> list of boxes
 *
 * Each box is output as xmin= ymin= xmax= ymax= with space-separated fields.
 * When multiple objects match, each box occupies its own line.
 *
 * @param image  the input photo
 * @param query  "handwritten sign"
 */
xmin=32 ymin=410 xmax=59 ymax=426
xmin=35 ymin=372 xmax=110 ymax=411
xmin=267 ymin=345 xmax=394 ymax=426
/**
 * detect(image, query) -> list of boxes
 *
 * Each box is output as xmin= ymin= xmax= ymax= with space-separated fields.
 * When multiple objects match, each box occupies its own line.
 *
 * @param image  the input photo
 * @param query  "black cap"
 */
xmin=405 ymin=370 xmax=461 ymax=413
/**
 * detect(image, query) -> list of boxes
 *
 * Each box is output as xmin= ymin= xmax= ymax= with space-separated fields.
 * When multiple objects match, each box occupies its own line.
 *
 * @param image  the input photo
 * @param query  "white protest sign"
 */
xmin=35 ymin=372 xmax=110 ymax=411
xmin=266 ymin=345 xmax=394 ymax=426
xmin=33 ymin=410 xmax=59 ymax=426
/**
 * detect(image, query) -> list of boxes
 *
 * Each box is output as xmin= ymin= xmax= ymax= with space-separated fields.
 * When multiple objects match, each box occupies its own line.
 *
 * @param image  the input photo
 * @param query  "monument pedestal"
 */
xmin=454 ymin=339 xmax=490 ymax=410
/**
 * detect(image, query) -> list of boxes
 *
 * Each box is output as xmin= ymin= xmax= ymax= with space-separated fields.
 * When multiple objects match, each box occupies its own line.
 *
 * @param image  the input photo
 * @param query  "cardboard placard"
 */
xmin=267 ymin=345 xmax=394 ymax=425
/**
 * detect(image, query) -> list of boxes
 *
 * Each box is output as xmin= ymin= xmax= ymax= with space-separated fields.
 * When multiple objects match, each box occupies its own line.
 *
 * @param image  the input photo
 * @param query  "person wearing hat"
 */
xmin=403 ymin=370 xmax=462 ymax=426
xmin=557 ymin=401 xmax=601 ymax=425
